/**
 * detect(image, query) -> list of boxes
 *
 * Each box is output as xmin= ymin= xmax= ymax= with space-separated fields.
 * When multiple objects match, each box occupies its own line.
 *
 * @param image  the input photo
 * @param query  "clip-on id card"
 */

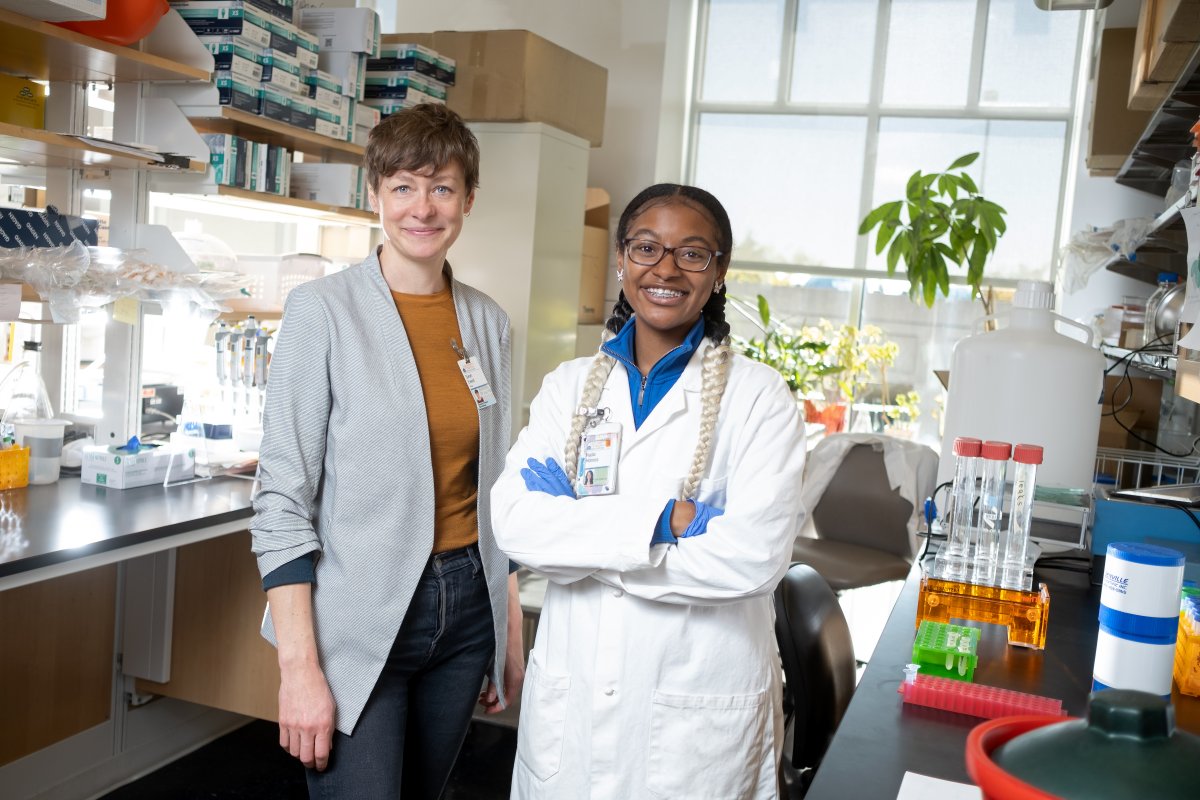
xmin=576 ymin=420 xmax=621 ymax=496
xmin=457 ymin=358 xmax=497 ymax=409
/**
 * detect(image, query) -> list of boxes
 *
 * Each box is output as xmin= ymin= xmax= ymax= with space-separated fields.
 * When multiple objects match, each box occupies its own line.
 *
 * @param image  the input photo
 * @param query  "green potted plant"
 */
xmin=858 ymin=152 xmax=1008 ymax=311
xmin=732 ymin=296 xmax=904 ymax=435
xmin=731 ymin=295 xmax=844 ymax=400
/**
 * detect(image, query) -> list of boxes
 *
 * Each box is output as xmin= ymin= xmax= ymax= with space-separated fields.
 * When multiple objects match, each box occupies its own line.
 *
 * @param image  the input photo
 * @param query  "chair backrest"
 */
xmin=810 ymin=441 xmax=918 ymax=560
xmin=774 ymin=562 xmax=856 ymax=772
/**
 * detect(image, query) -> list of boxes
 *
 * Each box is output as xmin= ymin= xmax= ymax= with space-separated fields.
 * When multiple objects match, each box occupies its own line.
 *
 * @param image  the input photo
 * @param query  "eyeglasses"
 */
xmin=622 ymin=238 xmax=722 ymax=273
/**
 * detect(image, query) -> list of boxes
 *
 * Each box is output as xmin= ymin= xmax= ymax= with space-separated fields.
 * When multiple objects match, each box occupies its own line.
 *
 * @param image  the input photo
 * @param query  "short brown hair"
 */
xmin=364 ymin=104 xmax=479 ymax=193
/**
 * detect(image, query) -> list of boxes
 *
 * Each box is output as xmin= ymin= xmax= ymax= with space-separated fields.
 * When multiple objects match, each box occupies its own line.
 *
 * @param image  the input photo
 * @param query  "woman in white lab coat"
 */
xmin=492 ymin=183 xmax=807 ymax=799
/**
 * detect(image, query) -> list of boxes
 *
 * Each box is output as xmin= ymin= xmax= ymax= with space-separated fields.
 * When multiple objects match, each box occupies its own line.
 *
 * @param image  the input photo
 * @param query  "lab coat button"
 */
xmin=604 ymin=688 xmax=615 ymax=696
xmin=612 ymin=589 xmax=623 ymax=598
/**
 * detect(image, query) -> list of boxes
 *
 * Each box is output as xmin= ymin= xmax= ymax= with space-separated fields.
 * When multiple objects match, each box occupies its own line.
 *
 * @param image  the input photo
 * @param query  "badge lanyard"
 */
xmin=575 ymin=406 xmax=622 ymax=496
xmin=451 ymin=338 xmax=497 ymax=409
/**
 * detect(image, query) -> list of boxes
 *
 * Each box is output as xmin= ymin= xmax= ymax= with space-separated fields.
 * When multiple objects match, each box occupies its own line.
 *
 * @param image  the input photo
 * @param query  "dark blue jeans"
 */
xmin=307 ymin=543 xmax=496 ymax=800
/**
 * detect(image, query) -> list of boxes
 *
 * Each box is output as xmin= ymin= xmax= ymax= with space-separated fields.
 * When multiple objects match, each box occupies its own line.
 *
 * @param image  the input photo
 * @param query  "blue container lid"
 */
xmin=1106 ymin=542 xmax=1185 ymax=567
xmin=1156 ymin=272 xmax=1179 ymax=283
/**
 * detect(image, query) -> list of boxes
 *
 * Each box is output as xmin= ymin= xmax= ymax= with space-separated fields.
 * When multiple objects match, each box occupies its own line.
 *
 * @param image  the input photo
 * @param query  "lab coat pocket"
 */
xmin=516 ymin=659 xmax=571 ymax=782
xmin=696 ymin=474 xmax=729 ymax=508
xmin=645 ymin=689 xmax=770 ymax=799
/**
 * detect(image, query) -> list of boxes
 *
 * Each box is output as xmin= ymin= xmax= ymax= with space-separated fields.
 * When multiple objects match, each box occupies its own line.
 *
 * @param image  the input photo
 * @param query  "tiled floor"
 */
xmin=99 ymin=719 xmax=516 ymax=800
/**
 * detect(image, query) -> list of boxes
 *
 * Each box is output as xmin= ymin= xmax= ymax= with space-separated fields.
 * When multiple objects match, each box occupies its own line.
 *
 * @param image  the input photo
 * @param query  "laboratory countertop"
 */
xmin=0 ymin=476 xmax=256 ymax=585
xmin=806 ymin=556 xmax=1200 ymax=799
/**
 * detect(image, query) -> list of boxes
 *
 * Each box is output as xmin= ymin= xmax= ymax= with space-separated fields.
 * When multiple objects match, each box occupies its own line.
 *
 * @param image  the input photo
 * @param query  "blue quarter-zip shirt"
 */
xmin=601 ymin=317 xmax=706 ymax=544
xmin=600 ymin=316 xmax=706 ymax=430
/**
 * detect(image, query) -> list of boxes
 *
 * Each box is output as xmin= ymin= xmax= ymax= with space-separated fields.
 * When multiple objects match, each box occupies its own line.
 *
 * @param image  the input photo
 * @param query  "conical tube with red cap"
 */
xmin=1001 ymin=443 xmax=1043 ymax=591
xmin=940 ymin=436 xmax=982 ymax=582
xmin=973 ymin=440 xmax=1012 ymax=586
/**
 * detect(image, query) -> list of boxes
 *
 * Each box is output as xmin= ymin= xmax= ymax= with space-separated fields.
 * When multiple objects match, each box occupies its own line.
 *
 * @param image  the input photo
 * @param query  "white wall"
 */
xmin=386 ymin=0 xmax=695 ymax=321
xmin=1059 ymin=0 xmax=1169 ymax=324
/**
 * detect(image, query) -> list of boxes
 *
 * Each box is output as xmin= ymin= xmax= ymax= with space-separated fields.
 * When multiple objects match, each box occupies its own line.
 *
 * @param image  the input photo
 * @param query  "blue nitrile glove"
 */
xmin=520 ymin=457 xmax=575 ymax=498
xmin=680 ymin=499 xmax=724 ymax=539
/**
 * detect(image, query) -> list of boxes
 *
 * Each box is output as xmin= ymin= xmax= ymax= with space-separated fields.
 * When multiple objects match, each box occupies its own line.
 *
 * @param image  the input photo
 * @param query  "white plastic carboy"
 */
xmin=938 ymin=280 xmax=1104 ymax=492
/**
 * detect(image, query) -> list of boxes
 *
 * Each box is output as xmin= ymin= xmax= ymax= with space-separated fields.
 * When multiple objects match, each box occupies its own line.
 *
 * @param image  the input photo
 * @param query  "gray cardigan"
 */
xmin=250 ymin=252 xmax=512 ymax=734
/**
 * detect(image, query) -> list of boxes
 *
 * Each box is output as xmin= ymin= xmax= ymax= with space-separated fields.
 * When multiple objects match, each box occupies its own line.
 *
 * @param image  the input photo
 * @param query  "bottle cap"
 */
xmin=953 ymin=437 xmax=982 ymax=457
xmin=1013 ymin=444 xmax=1043 ymax=465
xmin=1157 ymin=272 xmax=1179 ymax=284
xmin=1013 ymin=280 xmax=1054 ymax=310
xmin=981 ymin=441 xmax=1012 ymax=460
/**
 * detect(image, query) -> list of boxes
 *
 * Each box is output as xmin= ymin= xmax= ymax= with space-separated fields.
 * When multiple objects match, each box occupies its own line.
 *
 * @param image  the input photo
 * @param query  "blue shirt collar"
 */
xmin=600 ymin=317 xmax=706 ymax=429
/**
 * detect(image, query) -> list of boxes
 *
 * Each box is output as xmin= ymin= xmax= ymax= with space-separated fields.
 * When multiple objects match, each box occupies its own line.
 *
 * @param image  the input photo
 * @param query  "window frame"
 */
xmin=684 ymin=0 xmax=1087 ymax=290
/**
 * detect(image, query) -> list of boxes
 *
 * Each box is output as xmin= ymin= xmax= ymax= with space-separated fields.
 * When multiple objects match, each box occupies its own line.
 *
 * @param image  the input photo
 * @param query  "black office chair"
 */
xmin=774 ymin=563 xmax=857 ymax=798
xmin=793 ymin=437 xmax=937 ymax=592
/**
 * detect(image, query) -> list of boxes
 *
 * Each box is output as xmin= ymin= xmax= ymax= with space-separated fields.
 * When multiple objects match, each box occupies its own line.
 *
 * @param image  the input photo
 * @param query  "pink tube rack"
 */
xmin=898 ymin=666 xmax=1066 ymax=719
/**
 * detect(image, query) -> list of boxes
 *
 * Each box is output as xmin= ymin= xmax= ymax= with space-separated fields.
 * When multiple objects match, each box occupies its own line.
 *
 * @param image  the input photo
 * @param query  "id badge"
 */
xmin=457 ymin=358 xmax=497 ymax=409
xmin=575 ymin=421 xmax=621 ymax=496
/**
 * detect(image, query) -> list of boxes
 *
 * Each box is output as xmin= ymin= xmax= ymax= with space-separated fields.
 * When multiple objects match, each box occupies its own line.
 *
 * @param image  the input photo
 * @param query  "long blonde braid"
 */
xmin=680 ymin=338 xmax=732 ymax=500
xmin=562 ymin=351 xmax=617 ymax=483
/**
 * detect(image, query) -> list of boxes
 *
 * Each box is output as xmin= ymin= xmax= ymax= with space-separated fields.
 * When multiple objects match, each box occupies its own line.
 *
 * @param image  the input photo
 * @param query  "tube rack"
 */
xmin=898 ymin=666 xmax=1065 ymax=719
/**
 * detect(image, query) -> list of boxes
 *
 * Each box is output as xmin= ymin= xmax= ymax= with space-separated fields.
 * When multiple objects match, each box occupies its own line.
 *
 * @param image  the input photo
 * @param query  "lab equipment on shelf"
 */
xmin=1144 ymin=271 xmax=1179 ymax=347
xmin=1001 ymin=444 xmax=1043 ymax=591
xmin=911 ymin=621 xmax=980 ymax=681
xmin=936 ymin=436 xmax=981 ymax=582
xmin=898 ymin=665 xmax=1065 ymax=718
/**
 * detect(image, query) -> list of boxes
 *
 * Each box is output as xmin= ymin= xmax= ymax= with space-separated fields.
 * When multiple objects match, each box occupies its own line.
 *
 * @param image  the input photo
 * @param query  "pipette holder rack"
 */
xmin=912 ymin=620 xmax=981 ymax=681
xmin=916 ymin=574 xmax=1050 ymax=650
xmin=898 ymin=669 xmax=1065 ymax=719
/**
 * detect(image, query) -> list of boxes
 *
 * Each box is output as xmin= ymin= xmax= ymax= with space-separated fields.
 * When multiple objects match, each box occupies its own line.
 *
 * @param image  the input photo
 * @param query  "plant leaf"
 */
xmin=947 ymin=152 xmax=979 ymax=170
xmin=906 ymin=170 xmax=924 ymax=201
xmin=757 ymin=294 xmax=770 ymax=329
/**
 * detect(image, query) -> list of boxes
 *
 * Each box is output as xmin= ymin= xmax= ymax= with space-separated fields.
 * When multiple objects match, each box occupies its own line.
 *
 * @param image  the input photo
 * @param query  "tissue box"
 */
xmin=82 ymin=445 xmax=196 ymax=489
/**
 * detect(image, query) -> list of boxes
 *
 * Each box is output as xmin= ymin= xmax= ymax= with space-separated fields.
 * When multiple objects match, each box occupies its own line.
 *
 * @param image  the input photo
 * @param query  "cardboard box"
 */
xmin=1099 ymin=374 xmax=1163 ymax=450
xmin=289 ymin=163 xmax=359 ymax=207
xmin=385 ymin=30 xmax=607 ymax=147
xmin=82 ymin=445 xmax=196 ymax=489
xmin=318 ymin=50 xmax=367 ymax=99
xmin=1129 ymin=1 xmax=1193 ymax=110
xmin=1144 ymin=0 xmax=1199 ymax=82
xmin=1088 ymin=28 xmax=1153 ymax=174
xmin=1158 ymin=0 xmax=1200 ymax=42
xmin=579 ymin=187 xmax=610 ymax=324
xmin=298 ymin=6 xmax=380 ymax=57
xmin=0 ymin=0 xmax=104 ymax=22
xmin=0 ymin=75 xmax=45 ymax=129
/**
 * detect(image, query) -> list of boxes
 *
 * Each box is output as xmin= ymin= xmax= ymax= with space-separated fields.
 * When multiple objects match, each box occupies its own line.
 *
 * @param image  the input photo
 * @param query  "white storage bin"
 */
xmin=226 ymin=253 xmax=329 ymax=312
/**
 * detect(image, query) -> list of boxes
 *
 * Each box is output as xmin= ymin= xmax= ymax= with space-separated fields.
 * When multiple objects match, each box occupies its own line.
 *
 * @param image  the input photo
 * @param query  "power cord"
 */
xmin=1103 ymin=334 xmax=1200 ymax=459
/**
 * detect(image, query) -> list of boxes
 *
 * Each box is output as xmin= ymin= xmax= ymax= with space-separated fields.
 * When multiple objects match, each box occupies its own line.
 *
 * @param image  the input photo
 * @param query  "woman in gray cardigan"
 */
xmin=251 ymin=104 xmax=524 ymax=799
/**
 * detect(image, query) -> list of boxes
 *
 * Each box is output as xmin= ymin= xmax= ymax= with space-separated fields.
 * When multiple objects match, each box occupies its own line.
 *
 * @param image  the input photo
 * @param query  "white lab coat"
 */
xmin=492 ymin=340 xmax=807 ymax=800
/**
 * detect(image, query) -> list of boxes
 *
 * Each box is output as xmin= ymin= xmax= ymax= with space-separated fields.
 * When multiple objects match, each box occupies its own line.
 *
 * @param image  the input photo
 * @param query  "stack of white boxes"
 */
xmin=298 ymin=5 xmax=377 ymax=147
xmin=363 ymin=42 xmax=455 ymax=118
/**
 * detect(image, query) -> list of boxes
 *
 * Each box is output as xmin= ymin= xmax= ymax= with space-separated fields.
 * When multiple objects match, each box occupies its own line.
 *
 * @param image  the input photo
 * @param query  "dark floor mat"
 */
xmin=100 ymin=719 xmax=515 ymax=799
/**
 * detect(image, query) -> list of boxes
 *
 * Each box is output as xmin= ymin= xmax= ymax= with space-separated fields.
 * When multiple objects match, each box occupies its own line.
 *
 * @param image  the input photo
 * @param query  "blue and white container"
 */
xmin=1093 ymin=542 xmax=1185 ymax=697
